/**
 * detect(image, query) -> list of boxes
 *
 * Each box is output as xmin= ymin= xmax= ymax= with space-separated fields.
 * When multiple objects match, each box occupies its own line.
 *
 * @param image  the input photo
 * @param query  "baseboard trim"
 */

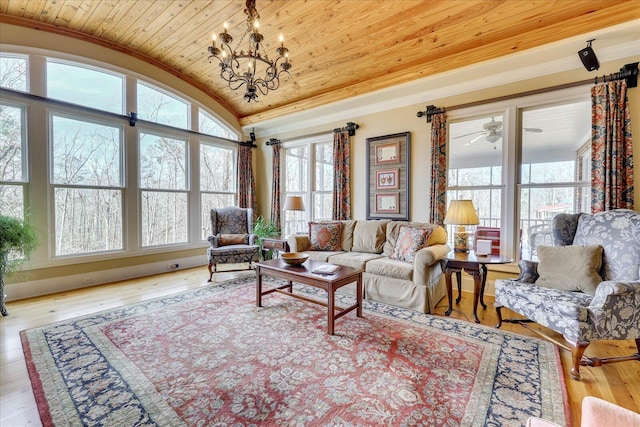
xmin=5 ymin=256 xmax=206 ymax=302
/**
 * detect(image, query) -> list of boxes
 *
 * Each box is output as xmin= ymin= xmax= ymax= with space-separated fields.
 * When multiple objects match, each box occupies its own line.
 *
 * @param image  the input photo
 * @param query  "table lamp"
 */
xmin=283 ymin=195 xmax=306 ymax=234
xmin=283 ymin=195 xmax=305 ymax=212
xmin=444 ymin=199 xmax=479 ymax=252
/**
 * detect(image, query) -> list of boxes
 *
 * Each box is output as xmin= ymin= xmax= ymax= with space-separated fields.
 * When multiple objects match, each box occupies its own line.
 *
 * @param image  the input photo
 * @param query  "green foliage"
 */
xmin=253 ymin=216 xmax=280 ymax=260
xmin=0 ymin=214 xmax=38 ymax=279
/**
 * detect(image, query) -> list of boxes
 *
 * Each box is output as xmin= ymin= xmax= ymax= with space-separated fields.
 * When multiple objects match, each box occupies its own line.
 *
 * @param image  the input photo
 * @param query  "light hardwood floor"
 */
xmin=1 ymin=267 xmax=639 ymax=426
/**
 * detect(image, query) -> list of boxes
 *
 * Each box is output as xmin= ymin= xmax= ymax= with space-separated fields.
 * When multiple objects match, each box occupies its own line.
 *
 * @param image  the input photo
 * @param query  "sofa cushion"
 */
xmin=352 ymin=220 xmax=388 ymax=254
xmin=340 ymin=220 xmax=357 ymax=251
xmin=390 ymin=225 xmax=432 ymax=263
xmin=304 ymin=250 xmax=346 ymax=262
xmin=308 ymin=222 xmax=342 ymax=251
xmin=328 ymin=252 xmax=384 ymax=270
xmin=536 ymin=245 xmax=604 ymax=295
xmin=383 ymin=221 xmax=447 ymax=256
xmin=365 ymin=257 xmax=414 ymax=281
xmin=218 ymin=233 xmax=249 ymax=245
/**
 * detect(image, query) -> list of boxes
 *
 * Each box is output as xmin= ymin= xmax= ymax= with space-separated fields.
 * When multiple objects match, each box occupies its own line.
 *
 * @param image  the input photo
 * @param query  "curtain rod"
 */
xmin=265 ymin=122 xmax=360 ymax=145
xmin=417 ymin=62 xmax=639 ymax=121
xmin=0 ymin=87 xmax=253 ymax=147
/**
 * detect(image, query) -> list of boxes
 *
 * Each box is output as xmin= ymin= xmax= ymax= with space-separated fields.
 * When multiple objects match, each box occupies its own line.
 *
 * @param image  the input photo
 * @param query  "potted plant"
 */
xmin=0 ymin=214 xmax=37 ymax=316
xmin=253 ymin=216 xmax=280 ymax=260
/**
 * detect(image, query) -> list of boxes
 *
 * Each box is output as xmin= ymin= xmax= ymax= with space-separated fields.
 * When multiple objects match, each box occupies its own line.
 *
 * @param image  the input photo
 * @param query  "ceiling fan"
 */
xmin=454 ymin=117 xmax=543 ymax=146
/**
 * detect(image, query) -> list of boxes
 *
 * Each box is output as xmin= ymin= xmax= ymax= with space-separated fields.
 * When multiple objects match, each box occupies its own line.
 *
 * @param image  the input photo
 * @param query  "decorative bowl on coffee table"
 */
xmin=281 ymin=252 xmax=309 ymax=266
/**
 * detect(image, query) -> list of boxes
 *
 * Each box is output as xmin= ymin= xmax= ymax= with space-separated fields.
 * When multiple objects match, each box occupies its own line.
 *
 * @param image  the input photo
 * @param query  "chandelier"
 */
xmin=207 ymin=0 xmax=292 ymax=102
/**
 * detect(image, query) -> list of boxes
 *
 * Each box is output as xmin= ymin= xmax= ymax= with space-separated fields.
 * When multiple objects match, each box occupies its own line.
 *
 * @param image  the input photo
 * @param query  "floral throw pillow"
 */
xmin=309 ymin=222 xmax=342 ymax=251
xmin=390 ymin=225 xmax=432 ymax=263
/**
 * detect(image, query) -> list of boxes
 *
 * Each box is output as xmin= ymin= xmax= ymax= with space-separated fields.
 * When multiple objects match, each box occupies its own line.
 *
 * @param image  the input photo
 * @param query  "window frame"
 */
xmin=48 ymin=108 xmax=126 ymax=257
xmin=0 ymin=98 xmax=29 ymax=220
xmin=447 ymin=86 xmax=591 ymax=260
xmin=199 ymin=140 xmax=238 ymax=240
xmin=46 ymin=57 xmax=125 ymax=114
xmin=282 ymin=133 xmax=333 ymax=235
xmin=0 ymin=51 xmax=241 ymax=267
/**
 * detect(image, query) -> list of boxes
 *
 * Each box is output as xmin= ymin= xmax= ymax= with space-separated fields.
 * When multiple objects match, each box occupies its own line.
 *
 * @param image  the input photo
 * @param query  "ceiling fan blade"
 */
xmin=465 ymin=133 xmax=487 ymax=146
xmin=453 ymin=130 xmax=485 ymax=139
xmin=524 ymin=127 xmax=543 ymax=133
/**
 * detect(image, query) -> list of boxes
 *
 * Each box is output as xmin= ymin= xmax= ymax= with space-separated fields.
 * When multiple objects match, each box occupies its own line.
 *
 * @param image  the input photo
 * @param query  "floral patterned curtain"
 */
xmin=591 ymin=80 xmax=634 ymax=212
xmin=332 ymin=130 xmax=351 ymax=220
xmin=237 ymin=144 xmax=257 ymax=219
xmin=270 ymin=143 xmax=282 ymax=230
xmin=429 ymin=112 xmax=448 ymax=225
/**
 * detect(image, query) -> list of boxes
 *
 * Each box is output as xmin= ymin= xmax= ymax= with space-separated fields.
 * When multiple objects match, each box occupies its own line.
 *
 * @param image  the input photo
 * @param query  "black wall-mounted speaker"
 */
xmin=578 ymin=46 xmax=600 ymax=71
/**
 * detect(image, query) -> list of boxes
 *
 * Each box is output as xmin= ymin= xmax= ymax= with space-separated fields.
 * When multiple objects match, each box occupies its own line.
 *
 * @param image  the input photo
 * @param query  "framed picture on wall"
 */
xmin=375 ymin=193 xmax=399 ymax=213
xmin=366 ymin=132 xmax=410 ymax=220
xmin=375 ymin=142 xmax=399 ymax=165
xmin=375 ymin=169 xmax=399 ymax=190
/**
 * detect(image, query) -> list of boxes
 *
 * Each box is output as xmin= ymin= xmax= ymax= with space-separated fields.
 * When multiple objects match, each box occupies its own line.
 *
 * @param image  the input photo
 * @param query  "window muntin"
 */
xmin=200 ymin=143 xmax=236 ymax=239
xmin=47 ymin=60 xmax=124 ymax=114
xmin=137 ymin=82 xmax=189 ymax=129
xmin=0 ymin=54 xmax=27 ymax=91
xmin=50 ymin=113 xmax=124 ymax=256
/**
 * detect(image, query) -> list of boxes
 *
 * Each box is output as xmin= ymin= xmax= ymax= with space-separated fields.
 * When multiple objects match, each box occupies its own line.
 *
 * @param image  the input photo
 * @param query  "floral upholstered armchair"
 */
xmin=494 ymin=209 xmax=640 ymax=380
xmin=206 ymin=206 xmax=259 ymax=282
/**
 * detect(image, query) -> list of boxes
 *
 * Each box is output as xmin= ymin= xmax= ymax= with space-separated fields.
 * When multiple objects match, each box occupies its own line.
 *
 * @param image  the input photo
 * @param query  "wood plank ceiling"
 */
xmin=1 ymin=1 xmax=638 ymax=127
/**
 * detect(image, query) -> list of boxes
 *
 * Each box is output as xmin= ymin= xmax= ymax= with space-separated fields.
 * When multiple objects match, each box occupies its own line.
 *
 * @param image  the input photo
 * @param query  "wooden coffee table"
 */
xmin=256 ymin=258 xmax=363 ymax=334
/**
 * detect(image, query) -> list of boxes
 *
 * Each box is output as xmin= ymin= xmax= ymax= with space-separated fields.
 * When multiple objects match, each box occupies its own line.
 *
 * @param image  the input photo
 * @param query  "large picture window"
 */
xmin=0 ymin=51 xmax=244 ymax=267
xmin=447 ymin=90 xmax=591 ymax=260
xmin=283 ymin=135 xmax=333 ymax=236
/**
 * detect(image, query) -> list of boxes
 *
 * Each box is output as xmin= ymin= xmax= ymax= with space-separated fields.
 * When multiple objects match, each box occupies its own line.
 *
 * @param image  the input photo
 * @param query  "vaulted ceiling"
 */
xmin=1 ymin=1 xmax=638 ymax=128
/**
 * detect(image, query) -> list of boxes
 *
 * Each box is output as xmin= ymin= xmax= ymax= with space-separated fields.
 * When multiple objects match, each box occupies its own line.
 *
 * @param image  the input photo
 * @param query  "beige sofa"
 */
xmin=287 ymin=220 xmax=450 ymax=313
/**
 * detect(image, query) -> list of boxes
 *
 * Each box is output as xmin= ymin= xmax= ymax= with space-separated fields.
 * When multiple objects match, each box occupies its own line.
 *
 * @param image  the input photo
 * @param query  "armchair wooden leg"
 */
xmin=207 ymin=262 xmax=214 ymax=282
xmin=495 ymin=305 xmax=503 ymax=328
xmin=570 ymin=341 xmax=590 ymax=380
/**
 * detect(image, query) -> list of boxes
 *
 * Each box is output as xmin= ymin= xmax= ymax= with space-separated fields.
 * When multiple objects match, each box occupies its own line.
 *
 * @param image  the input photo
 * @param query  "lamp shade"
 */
xmin=444 ymin=200 xmax=479 ymax=225
xmin=283 ymin=195 xmax=306 ymax=211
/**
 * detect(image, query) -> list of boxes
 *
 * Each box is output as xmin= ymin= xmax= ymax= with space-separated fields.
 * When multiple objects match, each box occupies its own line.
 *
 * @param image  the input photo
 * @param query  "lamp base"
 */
xmin=453 ymin=227 xmax=470 ymax=253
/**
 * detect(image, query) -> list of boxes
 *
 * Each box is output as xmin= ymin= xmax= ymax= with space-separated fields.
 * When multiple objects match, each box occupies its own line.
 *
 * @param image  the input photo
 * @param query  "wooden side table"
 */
xmin=261 ymin=237 xmax=290 ymax=260
xmin=440 ymin=251 xmax=512 ymax=323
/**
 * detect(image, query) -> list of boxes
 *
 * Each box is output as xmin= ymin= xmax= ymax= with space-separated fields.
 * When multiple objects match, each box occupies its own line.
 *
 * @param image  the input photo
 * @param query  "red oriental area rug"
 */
xmin=21 ymin=277 xmax=569 ymax=426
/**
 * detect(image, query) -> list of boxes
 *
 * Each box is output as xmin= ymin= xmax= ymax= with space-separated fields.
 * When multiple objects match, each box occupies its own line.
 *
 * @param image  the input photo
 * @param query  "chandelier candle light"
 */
xmin=207 ymin=0 xmax=292 ymax=102
xmin=444 ymin=200 xmax=480 ymax=252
